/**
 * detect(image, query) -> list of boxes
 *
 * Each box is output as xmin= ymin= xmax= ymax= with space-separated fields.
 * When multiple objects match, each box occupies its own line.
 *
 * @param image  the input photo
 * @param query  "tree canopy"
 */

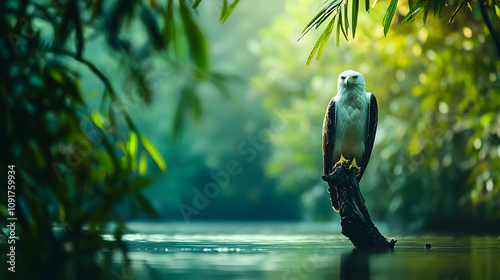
xmin=300 ymin=0 xmax=500 ymax=68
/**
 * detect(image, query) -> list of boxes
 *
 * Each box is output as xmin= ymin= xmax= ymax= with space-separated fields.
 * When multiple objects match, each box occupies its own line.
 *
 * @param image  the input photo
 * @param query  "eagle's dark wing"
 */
xmin=358 ymin=93 xmax=378 ymax=181
xmin=323 ymin=98 xmax=340 ymax=211
xmin=322 ymin=98 xmax=336 ymax=175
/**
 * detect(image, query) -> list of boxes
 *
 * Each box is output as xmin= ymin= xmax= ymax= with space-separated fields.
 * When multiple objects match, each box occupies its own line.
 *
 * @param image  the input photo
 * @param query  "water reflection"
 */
xmin=340 ymin=250 xmax=370 ymax=280
xmin=111 ymin=222 xmax=500 ymax=280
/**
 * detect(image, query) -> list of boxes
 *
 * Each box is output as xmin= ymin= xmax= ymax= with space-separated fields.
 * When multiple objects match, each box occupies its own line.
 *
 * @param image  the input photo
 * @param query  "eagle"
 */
xmin=322 ymin=70 xmax=378 ymax=211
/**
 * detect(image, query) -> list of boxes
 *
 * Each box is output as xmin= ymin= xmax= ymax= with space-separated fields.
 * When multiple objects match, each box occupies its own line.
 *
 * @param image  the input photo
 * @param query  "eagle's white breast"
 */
xmin=333 ymin=89 xmax=369 ymax=160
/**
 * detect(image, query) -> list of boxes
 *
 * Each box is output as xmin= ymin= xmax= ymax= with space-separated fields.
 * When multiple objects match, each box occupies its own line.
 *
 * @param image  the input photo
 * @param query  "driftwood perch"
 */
xmin=322 ymin=162 xmax=396 ymax=249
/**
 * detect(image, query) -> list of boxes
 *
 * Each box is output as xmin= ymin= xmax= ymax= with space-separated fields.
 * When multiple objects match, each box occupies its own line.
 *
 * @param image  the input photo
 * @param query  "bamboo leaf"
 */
xmin=127 ymin=131 xmax=138 ymax=171
xmin=128 ymin=131 xmax=138 ymax=158
xmin=140 ymin=134 xmax=167 ymax=172
xmin=402 ymin=0 xmax=426 ymax=23
xmin=339 ymin=11 xmax=348 ymax=41
xmin=220 ymin=0 xmax=228 ymax=22
xmin=306 ymin=15 xmax=337 ymax=69
xmin=139 ymin=152 xmax=147 ymax=175
xmin=316 ymin=2 xmax=340 ymax=28
xmin=343 ymin=0 xmax=349 ymax=38
xmin=179 ymin=0 xmax=208 ymax=69
xmin=365 ymin=0 xmax=370 ymax=12
xmin=303 ymin=1 xmax=340 ymax=31
xmin=220 ymin=0 xmax=241 ymax=23
xmin=306 ymin=38 xmax=321 ymax=69
xmin=298 ymin=0 xmax=341 ymax=41
xmin=382 ymin=0 xmax=399 ymax=36
xmin=423 ymin=0 xmax=429 ymax=24
xmin=162 ymin=0 xmax=175 ymax=45
xmin=317 ymin=16 xmax=337 ymax=60
xmin=352 ymin=0 xmax=359 ymax=38
xmin=336 ymin=14 xmax=341 ymax=47
xmin=434 ymin=0 xmax=443 ymax=15
xmin=449 ymin=0 xmax=465 ymax=24
xmin=192 ymin=0 xmax=202 ymax=8
xmin=91 ymin=111 xmax=106 ymax=128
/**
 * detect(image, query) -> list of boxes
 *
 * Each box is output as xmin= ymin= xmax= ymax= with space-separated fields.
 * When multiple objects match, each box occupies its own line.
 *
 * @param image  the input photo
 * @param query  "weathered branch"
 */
xmin=322 ymin=162 xmax=396 ymax=249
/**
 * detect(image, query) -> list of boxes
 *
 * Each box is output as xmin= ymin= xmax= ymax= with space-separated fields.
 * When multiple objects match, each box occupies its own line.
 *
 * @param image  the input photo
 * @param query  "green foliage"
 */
xmin=254 ymin=0 xmax=500 ymax=230
xmin=0 ymin=0 xmax=239 ymax=278
xmin=383 ymin=0 xmax=399 ymax=36
xmin=141 ymin=133 xmax=167 ymax=172
xmin=306 ymin=12 xmax=336 ymax=68
xmin=180 ymin=0 xmax=208 ymax=69
xmin=301 ymin=0 xmax=500 ymax=67
xmin=220 ymin=0 xmax=242 ymax=23
xmin=352 ymin=0 xmax=359 ymax=37
xmin=299 ymin=0 xmax=344 ymax=68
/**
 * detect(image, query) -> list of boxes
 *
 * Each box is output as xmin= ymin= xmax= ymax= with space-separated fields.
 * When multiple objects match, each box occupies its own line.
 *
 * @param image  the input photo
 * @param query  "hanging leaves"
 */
xmin=306 ymin=13 xmax=337 ymax=68
xmin=300 ymin=0 xmax=461 ymax=66
xmin=382 ymin=0 xmax=399 ymax=36
xmin=140 ymin=134 xmax=167 ymax=172
xmin=220 ymin=0 xmax=241 ymax=23
xmin=402 ymin=0 xmax=427 ymax=23
xmin=352 ymin=0 xmax=359 ymax=38
xmin=127 ymin=130 xmax=138 ymax=171
xmin=298 ymin=0 xmax=341 ymax=41
xmin=179 ymin=0 xmax=208 ymax=69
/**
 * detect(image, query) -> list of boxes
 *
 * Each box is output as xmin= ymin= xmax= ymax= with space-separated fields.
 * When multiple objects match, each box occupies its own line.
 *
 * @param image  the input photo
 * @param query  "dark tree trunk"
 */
xmin=322 ymin=162 xmax=396 ymax=249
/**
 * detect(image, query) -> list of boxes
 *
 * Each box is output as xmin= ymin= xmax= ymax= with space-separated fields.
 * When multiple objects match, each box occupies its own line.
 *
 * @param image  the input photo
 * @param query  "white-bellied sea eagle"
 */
xmin=322 ymin=70 xmax=378 ymax=211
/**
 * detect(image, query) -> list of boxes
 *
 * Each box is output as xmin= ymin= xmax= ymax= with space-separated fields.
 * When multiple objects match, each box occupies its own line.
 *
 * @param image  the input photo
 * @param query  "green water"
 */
xmin=104 ymin=222 xmax=500 ymax=280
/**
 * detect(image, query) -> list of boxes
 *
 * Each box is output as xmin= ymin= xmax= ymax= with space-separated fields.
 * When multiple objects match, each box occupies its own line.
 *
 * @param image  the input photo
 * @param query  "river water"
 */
xmin=104 ymin=221 xmax=500 ymax=280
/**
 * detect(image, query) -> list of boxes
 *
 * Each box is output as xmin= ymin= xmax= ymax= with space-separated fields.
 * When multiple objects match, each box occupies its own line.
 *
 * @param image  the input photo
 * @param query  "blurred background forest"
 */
xmin=1 ymin=0 xmax=500 ymax=278
xmin=107 ymin=0 xmax=500 ymax=230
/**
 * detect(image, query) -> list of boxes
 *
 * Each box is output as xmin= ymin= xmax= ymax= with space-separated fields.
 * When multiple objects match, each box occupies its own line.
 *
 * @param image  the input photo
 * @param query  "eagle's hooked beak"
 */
xmin=343 ymin=76 xmax=354 ymax=87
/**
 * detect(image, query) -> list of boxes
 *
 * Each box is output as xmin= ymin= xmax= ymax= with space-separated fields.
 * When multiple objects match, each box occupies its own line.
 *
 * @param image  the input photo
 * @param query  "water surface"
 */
xmin=104 ymin=221 xmax=500 ymax=280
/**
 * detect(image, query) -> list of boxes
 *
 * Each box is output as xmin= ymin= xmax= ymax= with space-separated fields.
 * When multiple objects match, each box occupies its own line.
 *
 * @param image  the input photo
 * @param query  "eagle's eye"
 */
xmin=353 ymin=75 xmax=358 ymax=79
xmin=341 ymin=76 xmax=346 ymax=80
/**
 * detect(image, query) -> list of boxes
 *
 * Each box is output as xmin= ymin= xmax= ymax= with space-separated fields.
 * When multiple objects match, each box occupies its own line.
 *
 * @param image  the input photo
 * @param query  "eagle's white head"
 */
xmin=337 ymin=70 xmax=366 ymax=93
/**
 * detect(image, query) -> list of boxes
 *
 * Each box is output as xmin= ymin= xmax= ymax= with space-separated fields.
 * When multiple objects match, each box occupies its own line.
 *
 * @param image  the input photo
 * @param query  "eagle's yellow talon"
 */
xmin=334 ymin=154 xmax=349 ymax=168
xmin=349 ymin=157 xmax=361 ymax=174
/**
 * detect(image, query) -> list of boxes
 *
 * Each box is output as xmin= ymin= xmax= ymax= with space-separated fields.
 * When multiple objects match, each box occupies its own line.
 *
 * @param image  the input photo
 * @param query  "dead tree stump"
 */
xmin=322 ymin=162 xmax=396 ymax=249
